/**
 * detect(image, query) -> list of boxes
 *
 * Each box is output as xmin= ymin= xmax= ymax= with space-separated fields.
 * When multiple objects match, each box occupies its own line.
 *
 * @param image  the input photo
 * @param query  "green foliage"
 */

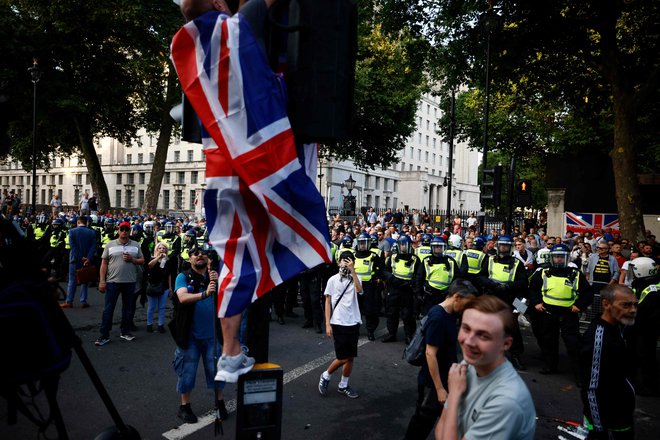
xmin=0 ymin=0 xmax=182 ymax=169
xmin=328 ymin=1 xmax=428 ymax=170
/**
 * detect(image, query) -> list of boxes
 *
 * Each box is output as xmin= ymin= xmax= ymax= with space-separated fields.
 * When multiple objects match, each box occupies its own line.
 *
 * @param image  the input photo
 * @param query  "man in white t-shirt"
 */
xmin=318 ymin=251 xmax=363 ymax=399
xmin=467 ymin=213 xmax=478 ymax=229
xmin=436 ymin=295 xmax=536 ymax=440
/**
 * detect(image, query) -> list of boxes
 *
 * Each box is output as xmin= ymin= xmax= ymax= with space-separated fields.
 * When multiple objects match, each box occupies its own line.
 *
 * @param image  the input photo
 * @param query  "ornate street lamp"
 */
xmin=28 ymin=59 xmax=41 ymax=215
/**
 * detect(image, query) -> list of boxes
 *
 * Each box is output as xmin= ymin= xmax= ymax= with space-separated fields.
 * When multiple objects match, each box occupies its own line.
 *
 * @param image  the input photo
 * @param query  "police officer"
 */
xmin=335 ymin=234 xmax=355 ymax=262
xmin=101 ymin=218 xmax=118 ymax=248
xmin=529 ymin=244 xmax=591 ymax=381
xmin=382 ymin=235 xmax=419 ymax=343
xmin=444 ymin=234 xmax=468 ymax=275
xmin=415 ymin=233 xmax=432 ymax=262
xmin=628 ymin=256 xmax=660 ymax=395
xmin=179 ymin=229 xmax=198 ymax=272
xmin=479 ymin=234 xmax=529 ymax=370
xmin=414 ymin=236 xmax=460 ymax=316
xmin=354 ymin=232 xmax=384 ymax=341
xmin=159 ymin=221 xmax=182 ymax=258
xmin=27 ymin=213 xmax=51 ymax=256
xmin=42 ymin=218 xmax=67 ymax=278
xmin=464 ymin=235 xmax=488 ymax=292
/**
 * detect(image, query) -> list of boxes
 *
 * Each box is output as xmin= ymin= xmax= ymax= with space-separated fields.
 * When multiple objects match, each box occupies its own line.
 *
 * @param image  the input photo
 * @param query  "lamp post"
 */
xmin=28 ymin=59 xmax=41 ymax=215
xmin=344 ymin=174 xmax=356 ymax=216
xmin=446 ymin=90 xmax=456 ymax=217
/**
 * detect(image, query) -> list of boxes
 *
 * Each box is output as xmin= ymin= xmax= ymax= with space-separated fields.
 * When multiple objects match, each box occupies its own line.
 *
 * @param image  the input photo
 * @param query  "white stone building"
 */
xmin=0 ymin=93 xmax=481 ymax=216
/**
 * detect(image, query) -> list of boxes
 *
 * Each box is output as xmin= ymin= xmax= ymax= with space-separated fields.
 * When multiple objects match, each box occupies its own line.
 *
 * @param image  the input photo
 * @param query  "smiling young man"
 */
xmin=435 ymin=295 xmax=536 ymax=440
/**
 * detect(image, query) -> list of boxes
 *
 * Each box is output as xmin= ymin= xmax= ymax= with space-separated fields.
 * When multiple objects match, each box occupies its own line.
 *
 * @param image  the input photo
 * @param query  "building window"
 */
xmin=164 ymin=172 xmax=170 ymax=184
xmin=410 ymin=146 xmax=414 ymax=158
xmin=425 ymin=151 xmax=429 ymax=161
xmin=187 ymin=150 xmax=194 ymax=162
xmin=127 ymin=173 xmax=134 ymax=184
xmin=41 ymin=189 xmax=46 ymax=204
xmin=418 ymin=133 xmax=422 ymax=143
xmin=149 ymin=153 xmax=155 ymax=163
xmin=58 ymin=175 xmax=63 ymax=185
xmin=191 ymin=171 xmax=198 ymax=184
xmin=433 ymin=138 xmax=436 ymax=148
xmin=417 ymin=149 xmax=421 ymax=160
xmin=138 ymin=190 xmax=145 ymax=207
xmin=393 ymin=180 xmax=398 ymax=192
xmin=190 ymin=190 xmax=196 ymax=210
xmin=115 ymin=190 xmax=122 ymax=207
xmin=425 ymin=135 xmax=429 ymax=146
xmin=178 ymin=171 xmax=185 ymax=184
xmin=116 ymin=173 xmax=123 ymax=184
xmin=426 ymin=120 xmax=429 ymax=130
xmin=409 ymin=164 xmax=413 ymax=171
xmin=174 ymin=151 xmax=180 ymax=162
xmin=138 ymin=153 xmax=143 ymax=164
xmin=163 ymin=190 xmax=170 ymax=210
xmin=375 ymin=177 xmax=380 ymax=190
xmin=126 ymin=154 xmax=132 ymax=165
xmin=41 ymin=175 xmax=46 ymax=185
xmin=139 ymin=173 xmax=145 ymax=184
xmin=85 ymin=174 xmax=90 ymax=185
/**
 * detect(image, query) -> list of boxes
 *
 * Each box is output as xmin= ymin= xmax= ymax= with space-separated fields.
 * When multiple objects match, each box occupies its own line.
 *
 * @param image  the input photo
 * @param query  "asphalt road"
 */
xmin=1 ymin=285 xmax=658 ymax=440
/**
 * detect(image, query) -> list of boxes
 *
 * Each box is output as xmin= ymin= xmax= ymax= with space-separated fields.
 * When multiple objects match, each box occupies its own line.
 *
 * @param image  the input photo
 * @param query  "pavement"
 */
xmin=1 ymin=283 xmax=659 ymax=439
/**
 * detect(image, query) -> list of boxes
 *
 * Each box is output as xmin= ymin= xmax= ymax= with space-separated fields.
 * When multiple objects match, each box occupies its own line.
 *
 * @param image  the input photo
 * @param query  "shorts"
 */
xmin=331 ymin=324 xmax=360 ymax=360
xmin=173 ymin=336 xmax=225 ymax=394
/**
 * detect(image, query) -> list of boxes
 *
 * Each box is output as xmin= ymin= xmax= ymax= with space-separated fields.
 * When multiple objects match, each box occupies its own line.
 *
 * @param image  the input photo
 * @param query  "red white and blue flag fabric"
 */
xmin=171 ymin=11 xmax=331 ymax=318
xmin=565 ymin=212 xmax=620 ymax=234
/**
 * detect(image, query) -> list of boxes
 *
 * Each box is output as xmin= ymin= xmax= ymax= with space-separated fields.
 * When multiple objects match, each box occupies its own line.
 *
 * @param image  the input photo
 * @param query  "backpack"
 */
xmin=403 ymin=314 xmax=430 ymax=366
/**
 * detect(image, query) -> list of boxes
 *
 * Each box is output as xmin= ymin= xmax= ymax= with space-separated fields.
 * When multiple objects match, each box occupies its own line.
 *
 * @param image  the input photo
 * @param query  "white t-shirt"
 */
xmin=324 ymin=273 xmax=362 ymax=326
xmin=467 ymin=216 xmax=478 ymax=228
xmin=621 ymin=260 xmax=632 ymax=287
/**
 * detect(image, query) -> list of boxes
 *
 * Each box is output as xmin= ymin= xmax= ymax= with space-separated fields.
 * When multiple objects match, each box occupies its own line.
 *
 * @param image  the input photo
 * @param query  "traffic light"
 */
xmin=285 ymin=0 xmax=358 ymax=143
xmin=516 ymin=179 xmax=532 ymax=207
xmin=170 ymin=94 xmax=202 ymax=144
xmin=480 ymin=165 xmax=503 ymax=208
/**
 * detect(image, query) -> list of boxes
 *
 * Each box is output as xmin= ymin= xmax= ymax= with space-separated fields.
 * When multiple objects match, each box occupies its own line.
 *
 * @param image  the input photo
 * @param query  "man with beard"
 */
xmin=170 ymin=243 xmax=230 ymax=424
xmin=580 ymin=284 xmax=637 ymax=439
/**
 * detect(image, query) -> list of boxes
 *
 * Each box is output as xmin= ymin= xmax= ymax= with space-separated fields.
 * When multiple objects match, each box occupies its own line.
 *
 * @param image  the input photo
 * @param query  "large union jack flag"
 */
xmin=171 ymin=11 xmax=331 ymax=318
xmin=565 ymin=211 xmax=620 ymax=234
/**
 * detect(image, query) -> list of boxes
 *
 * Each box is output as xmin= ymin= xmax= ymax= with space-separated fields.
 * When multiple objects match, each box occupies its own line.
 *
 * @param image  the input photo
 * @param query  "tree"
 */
xmin=0 ymin=0 xmax=182 ymax=212
xmin=385 ymin=0 xmax=659 ymax=241
xmin=325 ymin=2 xmax=429 ymax=170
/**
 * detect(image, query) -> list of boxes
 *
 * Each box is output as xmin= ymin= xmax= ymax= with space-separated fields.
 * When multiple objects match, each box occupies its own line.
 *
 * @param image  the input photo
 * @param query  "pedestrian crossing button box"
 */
xmin=236 ymin=363 xmax=283 ymax=440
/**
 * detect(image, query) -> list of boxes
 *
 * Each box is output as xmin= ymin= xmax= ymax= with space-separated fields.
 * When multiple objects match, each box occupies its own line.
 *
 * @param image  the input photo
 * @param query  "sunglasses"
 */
xmin=191 ymin=250 xmax=208 ymax=257
xmin=119 ymin=227 xmax=130 ymax=232
xmin=598 ymin=247 xmax=608 ymax=250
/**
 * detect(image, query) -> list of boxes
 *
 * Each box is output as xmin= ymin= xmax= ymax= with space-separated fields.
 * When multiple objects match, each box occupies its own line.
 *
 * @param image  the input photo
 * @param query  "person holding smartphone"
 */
xmin=318 ymin=251 xmax=363 ymax=399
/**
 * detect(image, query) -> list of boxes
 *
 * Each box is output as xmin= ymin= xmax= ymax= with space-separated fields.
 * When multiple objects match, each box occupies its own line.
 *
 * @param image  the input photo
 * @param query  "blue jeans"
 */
xmin=66 ymin=262 xmax=89 ymax=305
xmin=173 ymin=336 xmax=225 ymax=394
xmin=100 ymin=282 xmax=135 ymax=338
xmin=147 ymin=289 xmax=169 ymax=326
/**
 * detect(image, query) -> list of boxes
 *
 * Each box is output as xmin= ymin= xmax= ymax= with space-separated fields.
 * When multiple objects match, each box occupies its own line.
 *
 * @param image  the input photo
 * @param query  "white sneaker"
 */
xmin=214 ymin=353 xmax=255 ymax=383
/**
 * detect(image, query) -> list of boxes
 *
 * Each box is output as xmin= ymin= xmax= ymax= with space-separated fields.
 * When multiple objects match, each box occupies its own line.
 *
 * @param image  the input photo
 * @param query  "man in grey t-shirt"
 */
xmin=95 ymin=221 xmax=144 ymax=345
xmin=436 ymin=295 xmax=536 ymax=440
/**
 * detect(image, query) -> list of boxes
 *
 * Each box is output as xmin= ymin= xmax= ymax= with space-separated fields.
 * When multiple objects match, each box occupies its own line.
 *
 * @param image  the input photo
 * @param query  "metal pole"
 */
xmin=506 ymin=155 xmax=516 ymax=234
xmin=446 ymin=90 xmax=455 ymax=216
xmin=481 ymin=32 xmax=492 ymax=184
xmin=31 ymin=72 xmax=38 ymax=215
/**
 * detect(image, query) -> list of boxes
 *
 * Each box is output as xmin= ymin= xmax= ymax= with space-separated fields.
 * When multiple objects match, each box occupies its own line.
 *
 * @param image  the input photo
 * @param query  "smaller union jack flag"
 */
xmin=565 ymin=212 xmax=620 ymax=234
xmin=171 ymin=11 xmax=331 ymax=318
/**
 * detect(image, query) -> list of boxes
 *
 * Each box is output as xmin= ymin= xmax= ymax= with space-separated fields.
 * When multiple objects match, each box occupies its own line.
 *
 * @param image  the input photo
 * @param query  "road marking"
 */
xmin=162 ymin=328 xmax=388 ymax=439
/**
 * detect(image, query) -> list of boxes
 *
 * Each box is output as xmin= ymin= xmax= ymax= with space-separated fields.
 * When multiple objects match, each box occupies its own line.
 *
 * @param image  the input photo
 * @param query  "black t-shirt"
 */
xmin=418 ymin=305 xmax=458 ymax=388
xmin=592 ymin=256 xmax=612 ymax=284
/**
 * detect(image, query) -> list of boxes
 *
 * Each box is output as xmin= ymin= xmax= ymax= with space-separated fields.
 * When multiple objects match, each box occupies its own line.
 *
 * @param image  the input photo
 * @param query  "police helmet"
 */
xmin=627 ymin=257 xmax=658 ymax=283
xmin=474 ymin=236 xmax=486 ymax=250
xmin=164 ymin=221 xmax=175 ymax=234
xmin=430 ymin=236 xmax=447 ymax=257
xmin=104 ymin=218 xmax=116 ymax=229
xmin=341 ymin=235 xmax=354 ymax=249
xmin=37 ymin=214 xmax=48 ymax=225
xmin=357 ymin=232 xmax=370 ymax=252
xmin=390 ymin=242 xmax=399 ymax=255
xmin=52 ymin=218 xmax=64 ymax=228
xmin=143 ymin=221 xmax=154 ymax=235
xmin=370 ymin=234 xmax=378 ymax=248
xmin=421 ymin=233 xmax=432 ymax=247
xmin=448 ymin=234 xmax=462 ymax=249
xmin=536 ymin=248 xmax=551 ymax=266
xmin=397 ymin=235 xmax=412 ymax=255
xmin=550 ymin=244 xmax=571 ymax=268
xmin=496 ymin=234 xmax=514 ymax=257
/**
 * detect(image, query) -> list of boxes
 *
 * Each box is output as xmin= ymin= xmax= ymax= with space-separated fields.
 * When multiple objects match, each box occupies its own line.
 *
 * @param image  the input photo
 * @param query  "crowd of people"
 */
xmin=7 ymin=201 xmax=659 ymax=437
